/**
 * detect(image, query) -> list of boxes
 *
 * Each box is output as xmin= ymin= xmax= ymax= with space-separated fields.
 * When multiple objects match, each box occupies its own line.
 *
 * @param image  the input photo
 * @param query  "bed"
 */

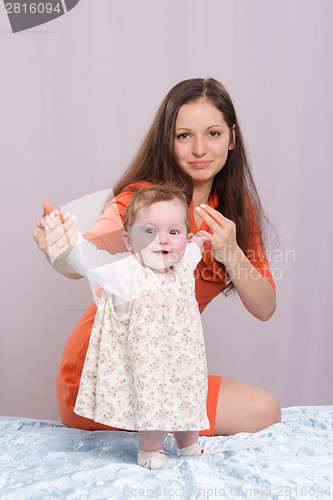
xmin=1 ymin=406 xmax=332 ymax=499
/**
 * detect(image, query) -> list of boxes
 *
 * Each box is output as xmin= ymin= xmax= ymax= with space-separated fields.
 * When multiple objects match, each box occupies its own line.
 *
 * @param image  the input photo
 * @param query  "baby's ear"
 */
xmin=122 ymin=230 xmax=132 ymax=251
xmin=187 ymin=232 xmax=194 ymax=243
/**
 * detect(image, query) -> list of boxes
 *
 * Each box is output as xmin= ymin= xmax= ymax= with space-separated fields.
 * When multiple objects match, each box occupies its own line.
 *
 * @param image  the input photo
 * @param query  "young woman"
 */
xmin=34 ymin=77 xmax=280 ymax=440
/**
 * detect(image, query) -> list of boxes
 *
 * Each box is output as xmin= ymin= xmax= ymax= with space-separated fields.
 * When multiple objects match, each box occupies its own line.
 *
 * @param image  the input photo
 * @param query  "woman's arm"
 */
xmin=222 ymin=248 xmax=276 ymax=321
xmin=195 ymin=204 xmax=276 ymax=321
xmin=33 ymin=188 xmax=137 ymax=280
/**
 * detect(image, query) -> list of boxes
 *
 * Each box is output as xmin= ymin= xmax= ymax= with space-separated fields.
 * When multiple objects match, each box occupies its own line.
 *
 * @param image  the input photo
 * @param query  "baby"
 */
xmin=66 ymin=184 xmax=213 ymax=469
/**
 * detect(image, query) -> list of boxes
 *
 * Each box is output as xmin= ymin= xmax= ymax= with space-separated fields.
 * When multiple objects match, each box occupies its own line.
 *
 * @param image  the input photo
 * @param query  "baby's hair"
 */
xmin=123 ymin=184 xmax=190 ymax=232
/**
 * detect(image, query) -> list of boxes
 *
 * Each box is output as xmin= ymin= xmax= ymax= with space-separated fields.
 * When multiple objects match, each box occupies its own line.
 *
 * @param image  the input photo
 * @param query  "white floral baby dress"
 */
xmin=74 ymin=253 xmax=209 ymax=431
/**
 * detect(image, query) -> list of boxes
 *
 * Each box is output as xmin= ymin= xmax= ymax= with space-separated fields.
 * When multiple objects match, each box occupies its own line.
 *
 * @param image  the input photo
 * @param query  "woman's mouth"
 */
xmin=189 ymin=161 xmax=211 ymax=169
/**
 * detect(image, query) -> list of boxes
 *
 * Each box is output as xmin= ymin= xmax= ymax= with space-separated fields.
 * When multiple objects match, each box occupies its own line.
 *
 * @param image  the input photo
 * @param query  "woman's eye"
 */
xmin=209 ymin=131 xmax=220 ymax=137
xmin=176 ymin=133 xmax=189 ymax=140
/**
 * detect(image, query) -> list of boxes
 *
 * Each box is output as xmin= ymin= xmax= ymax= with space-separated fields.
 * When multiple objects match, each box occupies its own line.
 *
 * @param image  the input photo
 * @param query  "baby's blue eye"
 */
xmin=145 ymin=228 xmax=156 ymax=235
xmin=170 ymin=229 xmax=179 ymax=235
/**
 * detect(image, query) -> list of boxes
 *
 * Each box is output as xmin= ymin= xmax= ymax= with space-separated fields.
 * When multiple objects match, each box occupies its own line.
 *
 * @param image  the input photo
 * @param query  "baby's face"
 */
xmin=124 ymin=199 xmax=190 ymax=272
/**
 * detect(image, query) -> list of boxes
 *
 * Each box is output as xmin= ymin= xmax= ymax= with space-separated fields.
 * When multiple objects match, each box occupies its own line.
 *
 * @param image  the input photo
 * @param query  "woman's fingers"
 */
xmin=36 ymin=209 xmax=60 ymax=229
xmin=49 ymin=218 xmax=77 ymax=249
xmin=37 ymin=201 xmax=55 ymax=228
xmin=44 ymin=214 xmax=54 ymax=229
xmin=34 ymin=212 xmax=78 ymax=259
xmin=33 ymin=226 xmax=45 ymax=246
xmin=194 ymin=204 xmax=238 ymax=264
xmin=42 ymin=201 xmax=54 ymax=217
xmin=47 ymin=222 xmax=79 ymax=263
xmin=39 ymin=218 xmax=49 ymax=231
xmin=45 ymin=214 xmax=77 ymax=247
xmin=37 ymin=211 xmax=71 ymax=233
xmin=195 ymin=204 xmax=228 ymax=233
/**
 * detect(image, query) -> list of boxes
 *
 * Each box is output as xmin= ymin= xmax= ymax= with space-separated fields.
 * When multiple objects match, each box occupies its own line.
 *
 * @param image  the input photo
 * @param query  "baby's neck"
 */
xmin=154 ymin=266 xmax=176 ymax=282
xmin=132 ymin=254 xmax=177 ymax=282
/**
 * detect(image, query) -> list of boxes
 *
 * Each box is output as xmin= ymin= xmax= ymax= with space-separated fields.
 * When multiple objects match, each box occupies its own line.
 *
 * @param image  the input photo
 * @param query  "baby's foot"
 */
xmin=138 ymin=449 xmax=169 ymax=470
xmin=177 ymin=442 xmax=223 ymax=456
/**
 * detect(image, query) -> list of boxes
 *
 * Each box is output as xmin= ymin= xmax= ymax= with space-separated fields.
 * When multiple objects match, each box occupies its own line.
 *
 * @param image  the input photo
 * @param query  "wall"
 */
xmin=1 ymin=0 xmax=332 ymax=420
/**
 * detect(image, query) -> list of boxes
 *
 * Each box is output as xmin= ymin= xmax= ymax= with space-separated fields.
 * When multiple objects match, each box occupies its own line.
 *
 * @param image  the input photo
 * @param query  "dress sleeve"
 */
xmin=183 ymin=243 xmax=202 ymax=272
xmin=67 ymin=233 xmax=132 ymax=301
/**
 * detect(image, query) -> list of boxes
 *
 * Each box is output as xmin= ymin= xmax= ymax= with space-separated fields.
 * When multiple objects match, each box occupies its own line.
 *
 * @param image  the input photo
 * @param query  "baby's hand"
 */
xmin=190 ymin=231 xmax=212 ymax=253
xmin=36 ymin=209 xmax=60 ymax=230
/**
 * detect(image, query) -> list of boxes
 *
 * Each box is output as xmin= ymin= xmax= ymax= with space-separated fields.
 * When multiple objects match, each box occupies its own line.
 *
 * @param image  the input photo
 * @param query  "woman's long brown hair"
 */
xmin=113 ymin=78 xmax=268 ymax=294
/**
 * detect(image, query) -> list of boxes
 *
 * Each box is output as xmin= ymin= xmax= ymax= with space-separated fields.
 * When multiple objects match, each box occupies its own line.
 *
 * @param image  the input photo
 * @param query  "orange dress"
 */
xmin=56 ymin=182 xmax=275 ymax=436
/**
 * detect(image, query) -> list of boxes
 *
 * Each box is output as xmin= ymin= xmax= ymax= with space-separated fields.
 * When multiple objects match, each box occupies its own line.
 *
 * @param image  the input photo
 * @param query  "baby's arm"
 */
xmin=67 ymin=233 xmax=131 ymax=301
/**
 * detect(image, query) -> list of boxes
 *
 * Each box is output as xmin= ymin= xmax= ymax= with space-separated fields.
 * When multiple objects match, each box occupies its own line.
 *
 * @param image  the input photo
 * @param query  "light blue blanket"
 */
xmin=1 ymin=406 xmax=332 ymax=499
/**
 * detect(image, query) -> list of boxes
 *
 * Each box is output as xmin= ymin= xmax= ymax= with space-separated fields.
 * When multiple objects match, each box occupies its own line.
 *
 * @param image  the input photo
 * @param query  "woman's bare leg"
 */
xmin=214 ymin=378 xmax=281 ymax=436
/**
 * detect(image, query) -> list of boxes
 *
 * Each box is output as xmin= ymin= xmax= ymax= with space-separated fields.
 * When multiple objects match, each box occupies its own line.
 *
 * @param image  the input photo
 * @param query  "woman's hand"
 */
xmin=36 ymin=201 xmax=59 ymax=230
xmin=195 ymin=203 xmax=276 ymax=321
xmin=33 ymin=201 xmax=82 ymax=278
xmin=195 ymin=204 xmax=240 ymax=265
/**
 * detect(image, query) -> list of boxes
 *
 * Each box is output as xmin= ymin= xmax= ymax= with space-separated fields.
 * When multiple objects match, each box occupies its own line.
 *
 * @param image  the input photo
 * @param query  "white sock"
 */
xmin=138 ymin=449 xmax=169 ymax=470
xmin=177 ymin=442 xmax=223 ymax=456
xmin=177 ymin=442 xmax=203 ymax=455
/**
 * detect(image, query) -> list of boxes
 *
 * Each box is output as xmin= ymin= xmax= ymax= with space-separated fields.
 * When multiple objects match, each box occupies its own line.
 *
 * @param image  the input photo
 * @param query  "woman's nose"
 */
xmin=192 ymin=136 xmax=208 ymax=156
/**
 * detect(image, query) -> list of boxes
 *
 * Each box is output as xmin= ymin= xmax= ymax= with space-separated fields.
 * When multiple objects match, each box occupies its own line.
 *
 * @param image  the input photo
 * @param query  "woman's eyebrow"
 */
xmin=175 ymin=124 xmax=225 ymax=131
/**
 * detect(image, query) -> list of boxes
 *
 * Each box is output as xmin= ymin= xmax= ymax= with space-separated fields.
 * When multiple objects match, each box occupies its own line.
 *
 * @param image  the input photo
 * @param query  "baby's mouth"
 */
xmin=154 ymin=250 xmax=169 ymax=255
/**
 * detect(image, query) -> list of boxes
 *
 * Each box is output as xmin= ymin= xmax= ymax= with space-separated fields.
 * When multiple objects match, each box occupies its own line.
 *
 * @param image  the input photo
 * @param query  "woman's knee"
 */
xmin=256 ymin=391 xmax=281 ymax=429
xmin=241 ymin=390 xmax=281 ymax=433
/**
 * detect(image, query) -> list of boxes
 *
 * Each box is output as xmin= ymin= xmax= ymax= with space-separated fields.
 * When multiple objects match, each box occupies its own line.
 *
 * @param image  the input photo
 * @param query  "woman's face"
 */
xmin=174 ymin=99 xmax=235 ymax=188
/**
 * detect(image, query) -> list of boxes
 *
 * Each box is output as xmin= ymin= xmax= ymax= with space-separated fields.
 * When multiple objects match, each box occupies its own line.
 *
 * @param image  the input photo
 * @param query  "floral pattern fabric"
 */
xmin=74 ymin=254 xmax=209 ymax=431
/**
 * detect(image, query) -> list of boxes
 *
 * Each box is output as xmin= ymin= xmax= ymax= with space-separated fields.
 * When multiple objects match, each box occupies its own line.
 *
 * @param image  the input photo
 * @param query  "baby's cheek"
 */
xmin=131 ymin=234 xmax=156 ymax=252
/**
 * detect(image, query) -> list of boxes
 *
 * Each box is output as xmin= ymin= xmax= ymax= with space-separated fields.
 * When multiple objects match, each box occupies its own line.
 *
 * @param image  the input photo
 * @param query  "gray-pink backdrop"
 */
xmin=1 ymin=0 xmax=332 ymax=421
